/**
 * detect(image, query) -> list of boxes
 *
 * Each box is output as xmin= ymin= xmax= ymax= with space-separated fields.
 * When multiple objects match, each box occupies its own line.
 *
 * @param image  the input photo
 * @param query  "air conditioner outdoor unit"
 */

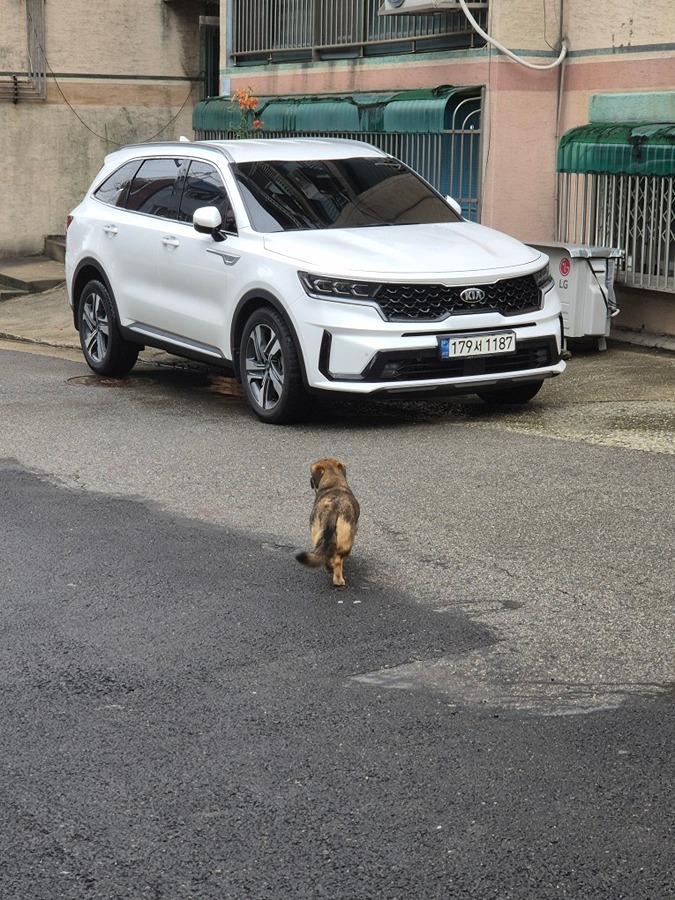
xmin=379 ymin=0 xmax=486 ymax=14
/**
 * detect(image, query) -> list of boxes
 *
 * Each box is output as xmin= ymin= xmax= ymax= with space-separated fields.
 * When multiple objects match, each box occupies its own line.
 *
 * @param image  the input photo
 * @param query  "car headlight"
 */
xmin=299 ymin=271 xmax=381 ymax=301
xmin=534 ymin=264 xmax=553 ymax=291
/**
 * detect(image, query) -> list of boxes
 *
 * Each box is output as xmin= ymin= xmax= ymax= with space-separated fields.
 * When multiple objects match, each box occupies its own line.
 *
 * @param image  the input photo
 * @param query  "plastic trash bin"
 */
xmin=528 ymin=242 xmax=624 ymax=350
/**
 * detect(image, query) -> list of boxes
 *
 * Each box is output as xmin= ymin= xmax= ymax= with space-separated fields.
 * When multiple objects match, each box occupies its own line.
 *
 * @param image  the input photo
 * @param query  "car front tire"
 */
xmin=77 ymin=279 xmax=140 ymax=376
xmin=477 ymin=380 xmax=544 ymax=405
xmin=239 ymin=307 xmax=306 ymax=424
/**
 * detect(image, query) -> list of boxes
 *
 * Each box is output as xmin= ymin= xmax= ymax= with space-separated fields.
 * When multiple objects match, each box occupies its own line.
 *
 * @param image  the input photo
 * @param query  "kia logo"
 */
xmin=460 ymin=288 xmax=486 ymax=304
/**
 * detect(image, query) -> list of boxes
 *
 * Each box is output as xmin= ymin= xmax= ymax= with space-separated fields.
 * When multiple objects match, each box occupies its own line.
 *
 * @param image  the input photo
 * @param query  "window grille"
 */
xmin=229 ymin=0 xmax=487 ymax=65
xmin=0 ymin=0 xmax=47 ymax=102
xmin=558 ymin=172 xmax=675 ymax=293
xmin=195 ymin=93 xmax=483 ymax=221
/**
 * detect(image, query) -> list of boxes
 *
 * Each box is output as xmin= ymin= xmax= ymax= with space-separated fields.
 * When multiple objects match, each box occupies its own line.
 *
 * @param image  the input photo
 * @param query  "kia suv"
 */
xmin=65 ymin=137 xmax=565 ymax=423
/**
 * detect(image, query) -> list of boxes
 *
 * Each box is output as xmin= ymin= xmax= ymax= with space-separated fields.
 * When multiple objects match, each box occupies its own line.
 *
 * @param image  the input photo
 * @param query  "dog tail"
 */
xmin=296 ymin=521 xmax=336 ymax=569
xmin=295 ymin=550 xmax=325 ymax=568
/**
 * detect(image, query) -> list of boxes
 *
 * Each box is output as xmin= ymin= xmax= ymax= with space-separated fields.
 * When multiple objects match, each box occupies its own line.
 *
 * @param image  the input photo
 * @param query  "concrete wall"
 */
xmin=0 ymin=1 xmax=26 ymax=69
xmin=223 ymin=0 xmax=675 ymax=247
xmin=0 ymin=0 xmax=201 ymax=257
xmin=218 ymin=0 xmax=674 ymax=339
xmin=614 ymin=286 xmax=675 ymax=340
xmin=3 ymin=0 xmax=674 ymax=318
xmin=563 ymin=0 xmax=665 ymax=51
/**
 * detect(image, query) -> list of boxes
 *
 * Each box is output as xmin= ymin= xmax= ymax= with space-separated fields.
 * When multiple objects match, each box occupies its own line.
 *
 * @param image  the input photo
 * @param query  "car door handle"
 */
xmin=161 ymin=236 xmax=180 ymax=248
xmin=102 ymin=224 xmax=118 ymax=235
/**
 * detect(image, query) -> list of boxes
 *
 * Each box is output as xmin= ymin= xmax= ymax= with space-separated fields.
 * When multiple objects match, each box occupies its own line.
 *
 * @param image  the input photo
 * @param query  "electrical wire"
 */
xmin=46 ymin=59 xmax=197 ymax=147
xmin=24 ymin=3 xmax=198 ymax=146
xmin=458 ymin=0 xmax=568 ymax=70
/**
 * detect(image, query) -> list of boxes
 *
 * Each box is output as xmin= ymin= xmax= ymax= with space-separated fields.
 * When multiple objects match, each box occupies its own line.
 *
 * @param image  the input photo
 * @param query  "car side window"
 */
xmin=179 ymin=160 xmax=236 ymax=233
xmin=125 ymin=158 xmax=184 ymax=219
xmin=93 ymin=160 xmax=143 ymax=208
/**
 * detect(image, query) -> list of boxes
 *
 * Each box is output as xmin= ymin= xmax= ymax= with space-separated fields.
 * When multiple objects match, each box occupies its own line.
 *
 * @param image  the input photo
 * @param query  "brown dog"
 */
xmin=296 ymin=458 xmax=360 ymax=587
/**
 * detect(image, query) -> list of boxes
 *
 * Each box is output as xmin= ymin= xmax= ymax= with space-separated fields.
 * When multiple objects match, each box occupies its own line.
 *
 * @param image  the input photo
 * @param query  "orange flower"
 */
xmin=233 ymin=87 xmax=259 ymax=110
xmin=230 ymin=86 xmax=264 ymax=137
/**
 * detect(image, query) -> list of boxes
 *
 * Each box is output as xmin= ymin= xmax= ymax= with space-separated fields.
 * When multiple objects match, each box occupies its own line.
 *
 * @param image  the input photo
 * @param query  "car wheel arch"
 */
xmin=71 ymin=259 xmax=114 ymax=330
xmin=231 ymin=290 xmax=309 ymax=389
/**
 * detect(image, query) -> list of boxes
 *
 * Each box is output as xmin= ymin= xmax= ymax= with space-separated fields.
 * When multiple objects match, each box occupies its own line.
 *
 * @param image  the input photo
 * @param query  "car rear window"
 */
xmin=93 ymin=160 xmax=143 ymax=207
xmin=232 ymin=157 xmax=461 ymax=232
xmin=125 ymin=158 xmax=184 ymax=218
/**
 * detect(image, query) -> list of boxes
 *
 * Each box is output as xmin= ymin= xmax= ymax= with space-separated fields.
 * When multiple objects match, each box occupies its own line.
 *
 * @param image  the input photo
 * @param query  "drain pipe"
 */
xmin=554 ymin=0 xmax=568 ymax=237
xmin=555 ymin=0 xmax=567 ymax=136
xmin=458 ymin=0 xmax=568 ymax=70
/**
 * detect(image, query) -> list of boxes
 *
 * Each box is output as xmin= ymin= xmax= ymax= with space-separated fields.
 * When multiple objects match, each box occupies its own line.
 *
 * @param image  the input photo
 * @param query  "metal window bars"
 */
xmin=0 ymin=0 xmax=47 ymax=102
xmin=229 ymin=0 xmax=487 ymax=63
xmin=195 ymin=95 xmax=483 ymax=222
xmin=558 ymin=171 xmax=675 ymax=293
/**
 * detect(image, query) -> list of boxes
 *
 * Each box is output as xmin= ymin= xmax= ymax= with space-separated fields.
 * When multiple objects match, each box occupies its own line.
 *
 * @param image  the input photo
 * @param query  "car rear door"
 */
xmin=149 ymin=159 xmax=237 ymax=361
xmin=101 ymin=157 xmax=185 ymax=326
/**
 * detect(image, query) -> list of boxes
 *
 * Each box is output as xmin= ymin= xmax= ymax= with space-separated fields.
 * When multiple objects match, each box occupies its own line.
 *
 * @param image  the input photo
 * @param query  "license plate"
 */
xmin=439 ymin=331 xmax=517 ymax=359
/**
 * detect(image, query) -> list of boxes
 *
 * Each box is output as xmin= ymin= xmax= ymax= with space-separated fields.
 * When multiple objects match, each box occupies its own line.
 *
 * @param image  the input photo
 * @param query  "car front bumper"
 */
xmin=292 ymin=294 xmax=565 ymax=395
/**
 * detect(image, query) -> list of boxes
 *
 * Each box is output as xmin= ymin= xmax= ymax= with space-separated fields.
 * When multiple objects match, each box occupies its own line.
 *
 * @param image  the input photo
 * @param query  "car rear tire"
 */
xmin=77 ymin=279 xmax=139 ymax=376
xmin=239 ymin=307 xmax=306 ymax=424
xmin=477 ymin=380 xmax=544 ymax=405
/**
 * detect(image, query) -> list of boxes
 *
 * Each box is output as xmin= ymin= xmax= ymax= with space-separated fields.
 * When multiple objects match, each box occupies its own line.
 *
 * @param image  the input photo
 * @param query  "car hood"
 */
xmin=262 ymin=221 xmax=544 ymax=279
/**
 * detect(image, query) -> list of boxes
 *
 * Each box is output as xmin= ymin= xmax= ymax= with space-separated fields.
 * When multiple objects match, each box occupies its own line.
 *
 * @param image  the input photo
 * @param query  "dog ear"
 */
xmin=337 ymin=461 xmax=346 ymax=476
xmin=310 ymin=463 xmax=324 ymax=489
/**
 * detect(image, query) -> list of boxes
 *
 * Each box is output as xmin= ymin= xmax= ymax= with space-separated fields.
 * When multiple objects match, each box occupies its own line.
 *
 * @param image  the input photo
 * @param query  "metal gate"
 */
xmin=194 ymin=92 xmax=483 ymax=220
xmin=558 ymin=171 xmax=675 ymax=293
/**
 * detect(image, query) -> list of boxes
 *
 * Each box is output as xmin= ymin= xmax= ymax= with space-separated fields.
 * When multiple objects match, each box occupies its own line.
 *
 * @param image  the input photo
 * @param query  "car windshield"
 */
xmin=231 ymin=157 xmax=461 ymax=232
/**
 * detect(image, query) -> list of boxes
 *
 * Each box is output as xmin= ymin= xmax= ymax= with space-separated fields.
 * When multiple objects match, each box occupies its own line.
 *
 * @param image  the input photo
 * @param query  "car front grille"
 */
xmin=375 ymin=275 xmax=542 ymax=322
xmin=361 ymin=338 xmax=557 ymax=382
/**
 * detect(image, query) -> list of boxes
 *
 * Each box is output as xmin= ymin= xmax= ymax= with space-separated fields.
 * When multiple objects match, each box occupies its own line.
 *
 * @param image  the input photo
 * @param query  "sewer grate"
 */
xmin=66 ymin=371 xmax=244 ymax=397
xmin=67 ymin=375 xmax=136 ymax=388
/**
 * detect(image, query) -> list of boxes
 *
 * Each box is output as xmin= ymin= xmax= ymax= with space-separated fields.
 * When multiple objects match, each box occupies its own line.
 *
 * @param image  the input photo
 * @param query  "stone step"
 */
xmin=0 ymin=256 xmax=65 ymax=294
xmin=0 ymin=287 xmax=28 ymax=303
xmin=45 ymin=235 xmax=66 ymax=264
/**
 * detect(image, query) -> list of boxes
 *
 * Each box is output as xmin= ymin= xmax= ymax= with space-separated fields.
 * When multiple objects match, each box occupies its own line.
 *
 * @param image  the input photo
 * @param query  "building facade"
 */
xmin=204 ymin=0 xmax=674 ymax=339
xmin=1 ymin=1 xmax=673 ymax=339
xmin=0 ymin=0 xmax=210 ymax=256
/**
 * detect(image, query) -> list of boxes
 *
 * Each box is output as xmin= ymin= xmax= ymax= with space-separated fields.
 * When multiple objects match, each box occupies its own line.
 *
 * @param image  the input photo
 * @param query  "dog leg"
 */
xmin=331 ymin=555 xmax=345 ymax=587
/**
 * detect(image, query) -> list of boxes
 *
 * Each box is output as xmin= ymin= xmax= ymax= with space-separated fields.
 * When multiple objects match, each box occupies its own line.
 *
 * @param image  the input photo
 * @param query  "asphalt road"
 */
xmin=1 ymin=344 xmax=674 ymax=899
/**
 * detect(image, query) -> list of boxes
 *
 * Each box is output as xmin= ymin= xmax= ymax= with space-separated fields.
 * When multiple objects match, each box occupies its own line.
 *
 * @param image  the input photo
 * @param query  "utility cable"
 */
xmin=458 ymin=0 xmax=568 ymax=70
xmin=24 ymin=2 xmax=197 ymax=146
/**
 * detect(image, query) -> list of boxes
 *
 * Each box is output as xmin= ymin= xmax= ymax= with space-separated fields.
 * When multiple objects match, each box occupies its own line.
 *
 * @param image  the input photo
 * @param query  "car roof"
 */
xmin=104 ymin=137 xmax=388 ymax=168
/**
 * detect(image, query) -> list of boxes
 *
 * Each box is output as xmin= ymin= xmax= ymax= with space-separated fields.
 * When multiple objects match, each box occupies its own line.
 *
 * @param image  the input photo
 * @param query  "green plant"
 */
xmin=230 ymin=87 xmax=264 ymax=138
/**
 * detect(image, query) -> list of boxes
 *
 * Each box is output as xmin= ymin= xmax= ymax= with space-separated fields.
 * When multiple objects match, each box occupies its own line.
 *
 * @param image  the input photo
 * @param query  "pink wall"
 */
xmin=230 ymin=52 xmax=672 ymax=245
xmin=231 ymin=56 xmax=562 ymax=241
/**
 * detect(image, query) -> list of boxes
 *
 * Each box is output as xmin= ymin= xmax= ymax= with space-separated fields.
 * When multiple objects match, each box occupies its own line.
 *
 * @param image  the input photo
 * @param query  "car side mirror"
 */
xmin=445 ymin=196 xmax=463 ymax=217
xmin=193 ymin=206 xmax=226 ymax=241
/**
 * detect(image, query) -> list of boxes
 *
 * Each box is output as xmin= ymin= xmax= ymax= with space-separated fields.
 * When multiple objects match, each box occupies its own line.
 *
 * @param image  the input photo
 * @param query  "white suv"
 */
xmin=66 ymin=137 xmax=565 ymax=423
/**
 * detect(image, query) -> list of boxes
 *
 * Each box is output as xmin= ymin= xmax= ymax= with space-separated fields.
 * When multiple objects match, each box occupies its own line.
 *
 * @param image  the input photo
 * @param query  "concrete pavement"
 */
xmin=0 ymin=281 xmax=674 ymax=456
xmin=0 ymin=284 xmax=78 ymax=350
xmin=1 ymin=283 xmax=673 ymax=723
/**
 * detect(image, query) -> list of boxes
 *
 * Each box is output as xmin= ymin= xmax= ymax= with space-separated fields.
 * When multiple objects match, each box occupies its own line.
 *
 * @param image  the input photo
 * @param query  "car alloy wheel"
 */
xmin=246 ymin=322 xmax=284 ymax=410
xmin=81 ymin=285 xmax=110 ymax=365
xmin=77 ymin=278 xmax=139 ymax=376
xmin=239 ymin=307 xmax=305 ymax=424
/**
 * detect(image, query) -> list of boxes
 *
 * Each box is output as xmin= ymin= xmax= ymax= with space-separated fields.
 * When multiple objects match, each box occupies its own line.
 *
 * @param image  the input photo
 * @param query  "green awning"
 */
xmin=193 ymin=86 xmax=477 ymax=135
xmin=558 ymin=123 xmax=675 ymax=176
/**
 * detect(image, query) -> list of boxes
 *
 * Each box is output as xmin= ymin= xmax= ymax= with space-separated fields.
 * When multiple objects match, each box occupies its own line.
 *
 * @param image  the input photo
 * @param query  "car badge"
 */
xmin=460 ymin=287 xmax=486 ymax=304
